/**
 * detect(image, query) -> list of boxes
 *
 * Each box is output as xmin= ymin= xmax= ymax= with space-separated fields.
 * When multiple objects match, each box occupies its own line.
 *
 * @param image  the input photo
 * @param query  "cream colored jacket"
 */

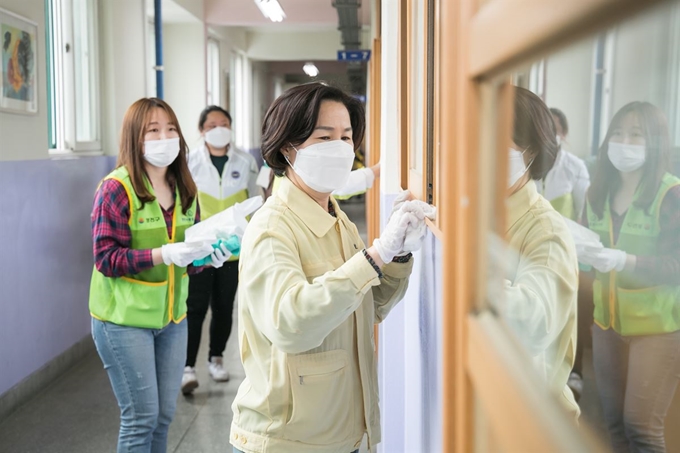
xmin=503 ymin=181 xmax=580 ymax=416
xmin=230 ymin=177 xmax=414 ymax=453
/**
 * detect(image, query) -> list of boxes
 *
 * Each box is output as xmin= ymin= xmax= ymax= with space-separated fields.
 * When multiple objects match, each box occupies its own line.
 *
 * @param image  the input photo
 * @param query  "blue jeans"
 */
xmin=234 ymin=447 xmax=359 ymax=453
xmin=92 ymin=318 xmax=187 ymax=453
xmin=592 ymin=325 xmax=680 ymax=453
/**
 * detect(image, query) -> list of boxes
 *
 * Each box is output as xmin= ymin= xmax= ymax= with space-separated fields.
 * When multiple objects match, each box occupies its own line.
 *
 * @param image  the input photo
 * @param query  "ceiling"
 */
xmin=205 ymin=0 xmax=370 ymax=28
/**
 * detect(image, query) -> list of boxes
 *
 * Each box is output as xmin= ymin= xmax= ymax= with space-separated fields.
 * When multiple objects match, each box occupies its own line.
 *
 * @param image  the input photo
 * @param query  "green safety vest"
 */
xmin=89 ymin=166 xmax=197 ymax=329
xmin=548 ymin=193 xmax=575 ymax=220
xmin=540 ymin=179 xmax=576 ymax=220
xmin=197 ymin=189 xmax=248 ymax=220
xmin=586 ymin=173 xmax=680 ymax=335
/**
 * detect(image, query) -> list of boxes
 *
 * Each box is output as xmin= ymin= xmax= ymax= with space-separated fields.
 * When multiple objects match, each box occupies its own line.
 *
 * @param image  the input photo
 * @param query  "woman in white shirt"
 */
xmin=181 ymin=106 xmax=261 ymax=394
xmin=534 ymin=108 xmax=590 ymax=221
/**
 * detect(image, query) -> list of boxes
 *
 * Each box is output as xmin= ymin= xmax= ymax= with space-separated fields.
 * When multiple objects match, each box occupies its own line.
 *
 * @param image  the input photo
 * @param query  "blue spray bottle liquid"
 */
xmin=192 ymin=235 xmax=241 ymax=266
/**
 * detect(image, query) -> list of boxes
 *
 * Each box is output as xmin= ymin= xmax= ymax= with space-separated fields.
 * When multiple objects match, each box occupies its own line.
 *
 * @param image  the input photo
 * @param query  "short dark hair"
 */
xmin=198 ymin=105 xmax=232 ymax=130
xmin=261 ymin=82 xmax=366 ymax=177
xmin=550 ymin=108 xmax=569 ymax=135
xmin=513 ymin=87 xmax=559 ymax=181
xmin=588 ymin=101 xmax=671 ymax=218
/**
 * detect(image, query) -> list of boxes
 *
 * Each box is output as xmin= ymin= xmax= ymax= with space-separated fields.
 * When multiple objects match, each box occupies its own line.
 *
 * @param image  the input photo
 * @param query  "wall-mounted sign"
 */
xmin=337 ymin=50 xmax=371 ymax=62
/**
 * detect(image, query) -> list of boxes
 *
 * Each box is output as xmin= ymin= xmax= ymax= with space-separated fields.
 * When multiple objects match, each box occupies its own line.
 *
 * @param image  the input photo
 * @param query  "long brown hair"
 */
xmin=261 ymin=82 xmax=366 ymax=177
xmin=117 ymin=98 xmax=197 ymax=214
xmin=588 ymin=101 xmax=671 ymax=218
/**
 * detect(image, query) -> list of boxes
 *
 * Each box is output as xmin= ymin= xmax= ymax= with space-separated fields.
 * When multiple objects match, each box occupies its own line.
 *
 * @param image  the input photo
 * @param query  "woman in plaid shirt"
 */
xmin=89 ymin=98 xmax=230 ymax=453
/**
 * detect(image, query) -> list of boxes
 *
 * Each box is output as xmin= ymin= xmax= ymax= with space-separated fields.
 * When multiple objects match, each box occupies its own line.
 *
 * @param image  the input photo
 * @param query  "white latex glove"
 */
xmin=373 ymin=210 xmax=420 ymax=263
xmin=400 ymin=200 xmax=437 ymax=252
xmin=580 ymin=246 xmax=627 ymax=273
xmin=209 ymin=243 xmax=231 ymax=268
xmin=161 ymin=242 xmax=213 ymax=267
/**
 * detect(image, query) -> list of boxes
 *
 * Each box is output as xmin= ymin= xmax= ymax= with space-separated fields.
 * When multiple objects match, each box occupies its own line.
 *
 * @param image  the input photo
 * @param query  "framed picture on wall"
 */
xmin=0 ymin=7 xmax=38 ymax=115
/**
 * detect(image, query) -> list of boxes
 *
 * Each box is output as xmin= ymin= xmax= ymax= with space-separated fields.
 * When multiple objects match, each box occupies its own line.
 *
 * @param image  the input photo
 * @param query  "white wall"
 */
xmin=171 ymin=0 xmax=202 ymax=22
xmin=0 ymin=0 xmax=48 ymax=161
xmin=163 ymin=23 xmax=206 ymax=149
xmin=610 ymin=3 xmax=675 ymax=121
xmin=99 ymin=0 xmax=147 ymax=156
xmin=544 ymin=39 xmax=594 ymax=159
xmin=250 ymin=61 xmax=269 ymax=150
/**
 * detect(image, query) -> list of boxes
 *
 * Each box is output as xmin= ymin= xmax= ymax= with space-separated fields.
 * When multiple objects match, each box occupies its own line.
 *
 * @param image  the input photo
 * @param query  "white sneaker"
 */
xmin=181 ymin=366 xmax=199 ymax=395
xmin=208 ymin=356 xmax=230 ymax=382
xmin=567 ymin=371 xmax=583 ymax=401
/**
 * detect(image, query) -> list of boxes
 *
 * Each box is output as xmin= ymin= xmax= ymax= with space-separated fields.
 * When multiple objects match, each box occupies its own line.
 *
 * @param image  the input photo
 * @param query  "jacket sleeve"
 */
xmin=373 ymin=260 xmax=414 ymax=323
xmin=503 ymin=228 xmax=578 ymax=357
xmin=240 ymin=224 xmax=382 ymax=354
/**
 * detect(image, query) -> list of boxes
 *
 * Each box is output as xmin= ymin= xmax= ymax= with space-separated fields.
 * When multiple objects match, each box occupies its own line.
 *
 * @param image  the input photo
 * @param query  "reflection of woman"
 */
xmin=89 ymin=98 xmax=228 ymax=452
xmin=230 ymin=82 xmax=431 ymax=452
xmin=502 ymin=87 xmax=579 ymax=416
xmin=580 ymin=102 xmax=680 ymax=453
xmin=181 ymin=106 xmax=261 ymax=393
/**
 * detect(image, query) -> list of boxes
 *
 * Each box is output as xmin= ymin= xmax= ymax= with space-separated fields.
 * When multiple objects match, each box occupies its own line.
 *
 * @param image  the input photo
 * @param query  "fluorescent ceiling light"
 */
xmin=254 ymin=0 xmax=286 ymax=23
xmin=303 ymin=62 xmax=319 ymax=77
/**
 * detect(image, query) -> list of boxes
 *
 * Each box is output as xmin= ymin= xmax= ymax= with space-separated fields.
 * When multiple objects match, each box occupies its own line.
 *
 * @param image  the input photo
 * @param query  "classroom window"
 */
xmin=207 ymin=38 xmax=221 ymax=106
xmin=46 ymin=0 xmax=100 ymax=153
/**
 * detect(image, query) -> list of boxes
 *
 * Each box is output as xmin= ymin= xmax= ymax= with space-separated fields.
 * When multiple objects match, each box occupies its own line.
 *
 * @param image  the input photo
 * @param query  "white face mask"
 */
xmin=607 ymin=141 xmax=646 ymax=173
xmin=144 ymin=137 xmax=180 ymax=168
xmin=508 ymin=148 xmax=532 ymax=188
xmin=204 ymin=126 xmax=232 ymax=148
xmin=285 ymin=140 xmax=355 ymax=193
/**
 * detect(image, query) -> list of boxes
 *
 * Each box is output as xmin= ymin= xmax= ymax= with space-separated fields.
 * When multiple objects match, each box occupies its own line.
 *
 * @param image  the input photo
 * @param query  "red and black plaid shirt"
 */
xmin=583 ymin=185 xmax=680 ymax=286
xmin=91 ymin=179 xmax=201 ymax=278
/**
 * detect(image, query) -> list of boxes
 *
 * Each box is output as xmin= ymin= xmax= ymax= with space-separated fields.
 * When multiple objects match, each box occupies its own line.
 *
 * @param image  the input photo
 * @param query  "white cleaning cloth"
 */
xmin=185 ymin=195 xmax=263 ymax=244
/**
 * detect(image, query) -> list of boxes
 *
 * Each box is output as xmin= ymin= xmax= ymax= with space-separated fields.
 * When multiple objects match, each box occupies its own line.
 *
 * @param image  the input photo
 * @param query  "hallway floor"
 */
xmin=0 ymin=198 xmax=368 ymax=453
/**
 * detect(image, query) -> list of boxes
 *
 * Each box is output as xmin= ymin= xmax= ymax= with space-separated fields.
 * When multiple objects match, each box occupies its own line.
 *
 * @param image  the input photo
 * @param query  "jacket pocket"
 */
xmin=112 ymin=277 xmax=168 ymax=328
xmin=284 ymin=349 xmax=353 ymax=444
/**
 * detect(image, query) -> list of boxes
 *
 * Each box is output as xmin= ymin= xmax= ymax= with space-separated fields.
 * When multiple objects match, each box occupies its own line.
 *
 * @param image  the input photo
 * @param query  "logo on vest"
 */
xmin=231 ymin=171 xmax=240 ymax=179
xmin=626 ymin=222 xmax=652 ymax=231
xmin=139 ymin=216 xmax=161 ymax=224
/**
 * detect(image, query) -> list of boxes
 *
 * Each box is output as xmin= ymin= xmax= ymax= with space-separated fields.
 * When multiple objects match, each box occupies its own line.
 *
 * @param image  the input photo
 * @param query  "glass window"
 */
xmin=207 ymin=38 xmax=220 ymax=106
xmin=408 ymin=0 xmax=425 ymax=175
xmin=484 ymin=1 xmax=680 ymax=446
xmin=46 ymin=0 xmax=100 ymax=153
xmin=73 ymin=0 xmax=98 ymax=143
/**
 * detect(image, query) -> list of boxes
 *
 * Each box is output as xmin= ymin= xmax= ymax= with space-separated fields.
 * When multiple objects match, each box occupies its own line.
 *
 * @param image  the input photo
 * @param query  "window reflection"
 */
xmin=489 ymin=1 xmax=680 ymax=450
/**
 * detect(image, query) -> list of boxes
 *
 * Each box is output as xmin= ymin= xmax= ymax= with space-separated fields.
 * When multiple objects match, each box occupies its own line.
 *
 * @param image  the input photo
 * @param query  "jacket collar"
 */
xmin=277 ymin=176 xmax=338 ymax=237
xmin=201 ymin=142 xmax=232 ymax=160
xmin=506 ymin=180 xmax=540 ymax=231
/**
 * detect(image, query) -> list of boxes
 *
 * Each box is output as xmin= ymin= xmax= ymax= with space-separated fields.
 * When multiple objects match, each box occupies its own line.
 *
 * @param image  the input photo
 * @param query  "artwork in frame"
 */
xmin=0 ymin=7 xmax=38 ymax=115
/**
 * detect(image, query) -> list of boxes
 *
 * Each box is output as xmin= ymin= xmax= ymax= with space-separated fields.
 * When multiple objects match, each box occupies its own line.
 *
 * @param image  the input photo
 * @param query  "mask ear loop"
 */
xmin=521 ymin=147 xmax=536 ymax=176
xmin=284 ymin=143 xmax=299 ymax=168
